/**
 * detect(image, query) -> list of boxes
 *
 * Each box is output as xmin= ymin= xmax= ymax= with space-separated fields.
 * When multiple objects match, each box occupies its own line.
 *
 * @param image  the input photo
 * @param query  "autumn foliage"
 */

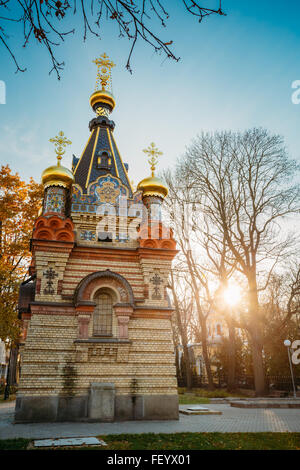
xmin=0 ymin=165 xmax=43 ymax=343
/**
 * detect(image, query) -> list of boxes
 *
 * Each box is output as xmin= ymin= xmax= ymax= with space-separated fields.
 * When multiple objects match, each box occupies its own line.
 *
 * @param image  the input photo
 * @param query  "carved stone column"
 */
xmin=21 ymin=314 xmax=31 ymax=342
xmin=114 ymin=304 xmax=133 ymax=340
xmin=76 ymin=306 xmax=94 ymax=339
xmin=78 ymin=316 xmax=90 ymax=339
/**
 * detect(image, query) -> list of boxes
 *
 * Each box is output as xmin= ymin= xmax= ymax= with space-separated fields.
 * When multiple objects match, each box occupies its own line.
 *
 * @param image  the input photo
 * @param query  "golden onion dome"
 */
xmin=90 ymin=89 xmax=116 ymax=114
xmin=137 ymin=175 xmax=168 ymax=199
xmin=43 ymin=131 xmax=74 ymax=189
xmin=138 ymin=142 xmax=168 ymax=199
xmin=91 ymin=53 xmax=116 ymax=115
xmin=42 ymin=161 xmax=74 ymax=189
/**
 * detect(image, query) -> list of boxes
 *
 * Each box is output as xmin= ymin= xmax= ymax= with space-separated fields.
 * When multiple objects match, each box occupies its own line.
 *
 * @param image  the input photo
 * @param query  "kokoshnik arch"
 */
xmin=16 ymin=53 xmax=178 ymax=423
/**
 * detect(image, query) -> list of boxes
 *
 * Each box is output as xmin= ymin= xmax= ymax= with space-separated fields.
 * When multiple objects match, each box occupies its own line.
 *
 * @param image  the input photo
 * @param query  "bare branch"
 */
xmin=0 ymin=0 xmax=225 ymax=76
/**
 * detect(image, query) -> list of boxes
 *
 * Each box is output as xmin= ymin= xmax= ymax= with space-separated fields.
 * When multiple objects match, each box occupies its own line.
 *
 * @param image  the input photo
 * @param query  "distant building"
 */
xmin=177 ymin=314 xmax=228 ymax=380
xmin=177 ymin=313 xmax=246 ymax=383
xmin=0 ymin=340 xmax=8 ymax=384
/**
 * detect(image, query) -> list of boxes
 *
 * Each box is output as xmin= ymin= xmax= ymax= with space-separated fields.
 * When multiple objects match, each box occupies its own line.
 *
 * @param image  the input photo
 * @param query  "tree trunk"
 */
xmin=200 ymin=318 xmax=215 ymax=390
xmin=227 ymin=317 xmax=236 ymax=392
xmin=250 ymin=328 xmax=266 ymax=396
xmin=247 ymin=275 xmax=266 ymax=396
xmin=183 ymin=345 xmax=193 ymax=390
xmin=183 ymin=252 xmax=214 ymax=390
xmin=171 ymin=272 xmax=193 ymax=390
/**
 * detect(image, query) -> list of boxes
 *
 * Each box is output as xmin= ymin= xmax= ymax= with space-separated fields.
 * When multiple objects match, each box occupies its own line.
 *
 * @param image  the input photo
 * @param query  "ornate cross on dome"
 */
xmin=143 ymin=142 xmax=163 ymax=177
xmin=49 ymin=131 xmax=72 ymax=164
xmin=93 ymin=53 xmax=116 ymax=91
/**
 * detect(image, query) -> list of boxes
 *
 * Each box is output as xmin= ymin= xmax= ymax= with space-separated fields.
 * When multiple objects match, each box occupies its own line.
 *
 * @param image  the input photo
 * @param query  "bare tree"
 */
xmin=164 ymin=168 xmax=217 ymax=389
xmin=170 ymin=269 xmax=194 ymax=390
xmin=0 ymin=0 xmax=225 ymax=78
xmin=262 ymin=266 xmax=300 ymax=347
xmin=180 ymin=128 xmax=300 ymax=395
xmin=165 ymin=166 xmax=241 ymax=391
xmin=193 ymin=216 xmax=239 ymax=391
xmin=260 ymin=271 xmax=300 ymax=378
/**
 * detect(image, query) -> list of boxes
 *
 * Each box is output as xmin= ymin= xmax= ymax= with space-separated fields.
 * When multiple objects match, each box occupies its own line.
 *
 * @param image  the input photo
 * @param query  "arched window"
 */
xmin=97 ymin=151 xmax=111 ymax=169
xmin=93 ymin=290 xmax=113 ymax=336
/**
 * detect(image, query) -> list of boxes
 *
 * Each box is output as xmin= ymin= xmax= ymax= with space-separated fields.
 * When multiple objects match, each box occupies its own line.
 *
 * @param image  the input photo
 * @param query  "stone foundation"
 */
xmin=14 ymin=393 xmax=179 ymax=423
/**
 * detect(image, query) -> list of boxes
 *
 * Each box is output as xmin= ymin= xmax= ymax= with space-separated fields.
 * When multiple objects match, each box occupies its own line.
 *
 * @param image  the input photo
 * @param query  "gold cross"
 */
xmin=142 ymin=142 xmax=163 ymax=176
xmin=93 ymin=53 xmax=116 ymax=91
xmin=49 ymin=131 xmax=72 ymax=164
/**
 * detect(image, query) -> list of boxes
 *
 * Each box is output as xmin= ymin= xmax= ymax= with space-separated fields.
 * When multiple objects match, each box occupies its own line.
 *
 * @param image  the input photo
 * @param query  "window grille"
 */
xmin=93 ymin=292 xmax=113 ymax=335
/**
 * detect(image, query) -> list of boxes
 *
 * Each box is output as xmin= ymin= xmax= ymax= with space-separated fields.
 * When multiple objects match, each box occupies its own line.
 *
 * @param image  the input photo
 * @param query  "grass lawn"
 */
xmin=178 ymin=387 xmax=250 ymax=399
xmin=0 ymin=438 xmax=30 ymax=450
xmin=177 ymin=387 xmax=250 ymax=405
xmin=178 ymin=394 xmax=210 ymax=405
xmin=0 ymin=433 xmax=300 ymax=450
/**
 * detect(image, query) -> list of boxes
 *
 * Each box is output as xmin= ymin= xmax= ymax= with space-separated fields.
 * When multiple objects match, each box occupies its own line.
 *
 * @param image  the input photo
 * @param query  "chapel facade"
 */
xmin=16 ymin=54 xmax=178 ymax=422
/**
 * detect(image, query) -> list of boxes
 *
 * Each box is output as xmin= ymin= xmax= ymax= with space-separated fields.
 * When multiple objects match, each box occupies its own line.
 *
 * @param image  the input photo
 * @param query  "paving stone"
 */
xmin=187 ymin=406 xmax=209 ymax=411
xmin=230 ymin=399 xmax=300 ymax=409
xmin=34 ymin=437 xmax=107 ymax=447
xmin=210 ymin=398 xmax=229 ymax=404
xmin=180 ymin=407 xmax=222 ymax=416
xmin=2 ymin=401 xmax=300 ymax=437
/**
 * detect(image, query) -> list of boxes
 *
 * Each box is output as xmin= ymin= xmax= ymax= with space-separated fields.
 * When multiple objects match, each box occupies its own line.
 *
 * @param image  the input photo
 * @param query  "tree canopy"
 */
xmin=0 ymin=165 xmax=42 ymax=343
xmin=166 ymin=128 xmax=300 ymax=395
xmin=0 ymin=0 xmax=225 ymax=78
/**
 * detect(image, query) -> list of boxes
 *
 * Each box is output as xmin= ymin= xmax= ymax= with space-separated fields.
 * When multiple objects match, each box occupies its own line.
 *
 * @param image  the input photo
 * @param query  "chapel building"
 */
xmin=16 ymin=54 xmax=178 ymax=422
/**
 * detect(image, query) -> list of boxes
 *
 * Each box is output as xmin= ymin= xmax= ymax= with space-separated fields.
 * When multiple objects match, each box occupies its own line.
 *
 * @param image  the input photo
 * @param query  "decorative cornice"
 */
xmin=89 ymin=115 xmax=115 ymax=131
xmin=32 ymin=215 xmax=75 ymax=243
xmin=74 ymin=339 xmax=131 ymax=344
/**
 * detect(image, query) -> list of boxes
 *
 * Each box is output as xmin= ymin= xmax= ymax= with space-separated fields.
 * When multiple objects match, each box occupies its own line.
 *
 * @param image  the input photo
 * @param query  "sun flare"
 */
xmin=223 ymin=284 xmax=241 ymax=307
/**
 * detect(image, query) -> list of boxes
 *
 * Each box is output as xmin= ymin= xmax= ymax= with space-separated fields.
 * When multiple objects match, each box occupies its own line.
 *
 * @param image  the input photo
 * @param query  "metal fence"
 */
xmin=177 ymin=374 xmax=300 ymax=391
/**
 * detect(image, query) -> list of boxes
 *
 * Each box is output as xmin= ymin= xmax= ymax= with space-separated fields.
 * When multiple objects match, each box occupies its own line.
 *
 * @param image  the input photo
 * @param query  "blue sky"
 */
xmin=1 ymin=0 xmax=300 ymax=186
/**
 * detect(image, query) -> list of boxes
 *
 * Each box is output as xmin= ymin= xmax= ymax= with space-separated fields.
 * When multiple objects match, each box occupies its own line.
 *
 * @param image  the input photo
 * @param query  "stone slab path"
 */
xmin=229 ymin=399 xmax=300 ymax=408
xmin=34 ymin=437 xmax=107 ymax=447
xmin=1 ymin=401 xmax=300 ymax=439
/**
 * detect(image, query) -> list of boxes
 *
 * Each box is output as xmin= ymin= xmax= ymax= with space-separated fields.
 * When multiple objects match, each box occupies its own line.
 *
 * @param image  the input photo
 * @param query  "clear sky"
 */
xmin=1 ymin=0 xmax=300 ymax=187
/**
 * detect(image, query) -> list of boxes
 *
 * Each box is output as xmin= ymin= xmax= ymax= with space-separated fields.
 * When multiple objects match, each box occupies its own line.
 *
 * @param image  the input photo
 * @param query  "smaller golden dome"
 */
xmin=42 ymin=161 xmax=74 ymax=189
xmin=90 ymin=90 xmax=116 ymax=113
xmin=137 ymin=175 xmax=168 ymax=199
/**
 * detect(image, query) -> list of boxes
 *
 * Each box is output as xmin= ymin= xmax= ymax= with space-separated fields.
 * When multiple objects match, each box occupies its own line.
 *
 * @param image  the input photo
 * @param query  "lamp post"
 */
xmin=284 ymin=339 xmax=297 ymax=399
xmin=296 ymin=313 xmax=300 ymax=333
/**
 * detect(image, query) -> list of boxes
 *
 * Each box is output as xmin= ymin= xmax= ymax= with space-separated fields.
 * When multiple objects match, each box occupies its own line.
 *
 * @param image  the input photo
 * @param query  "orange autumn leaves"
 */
xmin=0 ymin=165 xmax=43 ymax=343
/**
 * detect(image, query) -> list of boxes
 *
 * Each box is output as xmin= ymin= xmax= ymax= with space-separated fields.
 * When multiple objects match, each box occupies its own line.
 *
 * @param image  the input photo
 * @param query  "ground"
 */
xmin=1 ymin=432 xmax=300 ymax=450
xmin=1 ymin=389 xmax=300 ymax=450
xmin=1 ymin=400 xmax=300 ymax=434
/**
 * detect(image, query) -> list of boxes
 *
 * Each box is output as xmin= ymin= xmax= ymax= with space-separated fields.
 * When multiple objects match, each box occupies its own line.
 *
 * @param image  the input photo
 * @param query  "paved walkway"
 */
xmin=1 ymin=402 xmax=300 ymax=439
xmin=230 ymin=399 xmax=300 ymax=408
